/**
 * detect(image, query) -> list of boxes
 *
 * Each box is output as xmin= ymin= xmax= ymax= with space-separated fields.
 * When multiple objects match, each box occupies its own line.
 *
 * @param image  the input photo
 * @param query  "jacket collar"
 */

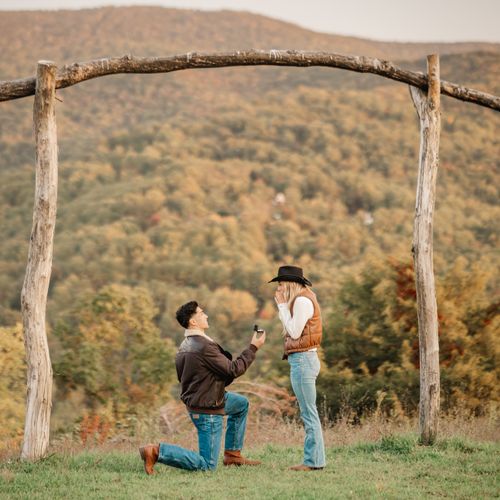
xmin=184 ymin=329 xmax=214 ymax=342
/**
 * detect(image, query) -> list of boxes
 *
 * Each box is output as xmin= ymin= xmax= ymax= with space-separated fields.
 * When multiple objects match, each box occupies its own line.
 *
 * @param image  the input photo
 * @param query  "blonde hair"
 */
xmin=281 ymin=281 xmax=309 ymax=309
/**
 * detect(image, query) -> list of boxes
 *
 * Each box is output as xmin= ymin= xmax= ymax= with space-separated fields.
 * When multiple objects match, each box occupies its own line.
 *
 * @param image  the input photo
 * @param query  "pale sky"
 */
xmin=0 ymin=0 xmax=499 ymax=43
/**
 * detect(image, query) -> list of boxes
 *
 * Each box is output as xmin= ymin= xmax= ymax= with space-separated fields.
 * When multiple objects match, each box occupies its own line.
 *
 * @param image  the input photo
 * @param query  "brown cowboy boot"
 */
xmin=289 ymin=464 xmax=324 ymax=471
xmin=139 ymin=444 xmax=159 ymax=475
xmin=223 ymin=450 xmax=261 ymax=466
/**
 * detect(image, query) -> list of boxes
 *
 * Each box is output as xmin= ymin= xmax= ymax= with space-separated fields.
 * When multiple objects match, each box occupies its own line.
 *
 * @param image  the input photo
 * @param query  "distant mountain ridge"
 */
xmin=0 ymin=6 xmax=498 ymax=350
xmin=0 ymin=6 xmax=498 ymax=146
xmin=0 ymin=6 xmax=498 ymax=80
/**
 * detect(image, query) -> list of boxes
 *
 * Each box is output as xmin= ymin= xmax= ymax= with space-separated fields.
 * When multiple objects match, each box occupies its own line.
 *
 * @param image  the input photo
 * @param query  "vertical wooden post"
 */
xmin=20 ymin=61 xmax=58 ymax=461
xmin=409 ymin=55 xmax=441 ymax=445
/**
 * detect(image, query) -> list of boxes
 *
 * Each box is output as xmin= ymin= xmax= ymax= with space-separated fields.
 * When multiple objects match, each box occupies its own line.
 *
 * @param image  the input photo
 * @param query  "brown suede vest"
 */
xmin=283 ymin=289 xmax=322 ymax=357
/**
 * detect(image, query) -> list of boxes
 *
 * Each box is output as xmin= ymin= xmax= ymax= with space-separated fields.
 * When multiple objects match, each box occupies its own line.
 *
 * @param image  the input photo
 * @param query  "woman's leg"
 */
xmin=289 ymin=352 xmax=326 ymax=468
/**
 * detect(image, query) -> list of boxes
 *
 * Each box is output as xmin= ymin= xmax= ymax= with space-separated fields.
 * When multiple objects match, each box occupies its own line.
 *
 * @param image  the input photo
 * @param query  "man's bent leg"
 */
xmin=223 ymin=392 xmax=261 ymax=466
xmin=157 ymin=443 xmax=210 ymax=471
xmin=152 ymin=413 xmax=223 ymax=472
xmin=192 ymin=412 xmax=224 ymax=470
xmin=224 ymin=392 xmax=249 ymax=451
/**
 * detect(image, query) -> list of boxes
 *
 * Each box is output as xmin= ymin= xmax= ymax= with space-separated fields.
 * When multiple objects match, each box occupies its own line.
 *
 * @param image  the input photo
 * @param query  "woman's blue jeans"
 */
xmin=289 ymin=351 xmax=326 ymax=468
xmin=157 ymin=392 xmax=249 ymax=471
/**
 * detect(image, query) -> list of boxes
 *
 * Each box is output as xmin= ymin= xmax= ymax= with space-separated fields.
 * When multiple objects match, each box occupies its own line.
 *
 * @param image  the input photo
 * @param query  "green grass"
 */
xmin=0 ymin=436 xmax=498 ymax=499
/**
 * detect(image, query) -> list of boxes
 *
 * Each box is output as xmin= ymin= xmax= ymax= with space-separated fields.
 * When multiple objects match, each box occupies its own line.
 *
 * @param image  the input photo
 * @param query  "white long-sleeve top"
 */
xmin=278 ymin=297 xmax=316 ymax=350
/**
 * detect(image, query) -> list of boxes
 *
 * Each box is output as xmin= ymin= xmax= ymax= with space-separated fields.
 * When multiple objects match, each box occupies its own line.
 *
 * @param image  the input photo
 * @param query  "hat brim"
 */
xmin=268 ymin=275 xmax=312 ymax=286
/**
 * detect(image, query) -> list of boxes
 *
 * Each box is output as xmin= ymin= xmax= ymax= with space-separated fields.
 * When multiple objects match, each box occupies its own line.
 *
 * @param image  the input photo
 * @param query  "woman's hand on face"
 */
xmin=274 ymin=289 xmax=286 ymax=305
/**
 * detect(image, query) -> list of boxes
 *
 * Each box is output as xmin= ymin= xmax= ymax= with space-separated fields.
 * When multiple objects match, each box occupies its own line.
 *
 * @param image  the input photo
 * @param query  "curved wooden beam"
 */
xmin=0 ymin=50 xmax=499 ymax=111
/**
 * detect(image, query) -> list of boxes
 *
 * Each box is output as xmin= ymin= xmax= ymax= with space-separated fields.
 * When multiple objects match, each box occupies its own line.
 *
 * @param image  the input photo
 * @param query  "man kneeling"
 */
xmin=139 ymin=301 xmax=266 ymax=474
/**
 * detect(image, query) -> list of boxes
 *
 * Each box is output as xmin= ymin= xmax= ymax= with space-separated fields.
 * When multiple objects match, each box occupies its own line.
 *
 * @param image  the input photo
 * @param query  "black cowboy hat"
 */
xmin=268 ymin=265 xmax=312 ymax=286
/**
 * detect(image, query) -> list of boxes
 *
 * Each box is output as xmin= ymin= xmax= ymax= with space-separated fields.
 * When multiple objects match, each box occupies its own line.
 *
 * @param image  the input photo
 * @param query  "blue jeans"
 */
xmin=289 ymin=351 xmax=326 ymax=468
xmin=157 ymin=392 xmax=249 ymax=471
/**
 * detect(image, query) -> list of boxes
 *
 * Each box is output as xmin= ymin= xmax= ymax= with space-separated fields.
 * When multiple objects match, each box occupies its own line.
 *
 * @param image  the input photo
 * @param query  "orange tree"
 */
xmin=318 ymin=256 xmax=498 ymax=419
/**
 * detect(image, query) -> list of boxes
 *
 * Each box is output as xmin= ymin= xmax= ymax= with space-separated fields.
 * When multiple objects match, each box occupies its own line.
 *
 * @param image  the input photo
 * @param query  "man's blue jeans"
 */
xmin=157 ymin=392 xmax=249 ymax=471
xmin=289 ymin=351 xmax=326 ymax=468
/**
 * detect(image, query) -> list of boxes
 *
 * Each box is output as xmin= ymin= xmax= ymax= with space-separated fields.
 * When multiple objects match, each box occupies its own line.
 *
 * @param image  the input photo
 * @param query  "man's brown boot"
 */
xmin=223 ymin=450 xmax=261 ymax=466
xmin=139 ymin=444 xmax=159 ymax=475
xmin=289 ymin=464 xmax=324 ymax=471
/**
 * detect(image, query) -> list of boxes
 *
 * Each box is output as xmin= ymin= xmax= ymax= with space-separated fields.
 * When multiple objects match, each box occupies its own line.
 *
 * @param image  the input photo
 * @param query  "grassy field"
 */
xmin=0 ymin=436 xmax=498 ymax=499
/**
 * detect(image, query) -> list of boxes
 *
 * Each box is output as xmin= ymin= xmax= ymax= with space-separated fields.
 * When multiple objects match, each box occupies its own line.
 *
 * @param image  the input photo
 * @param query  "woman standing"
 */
xmin=269 ymin=265 xmax=325 ymax=471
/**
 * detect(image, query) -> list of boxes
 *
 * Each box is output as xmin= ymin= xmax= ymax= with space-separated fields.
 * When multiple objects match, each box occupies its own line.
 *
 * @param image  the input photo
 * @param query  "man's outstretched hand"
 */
xmin=251 ymin=330 xmax=266 ymax=349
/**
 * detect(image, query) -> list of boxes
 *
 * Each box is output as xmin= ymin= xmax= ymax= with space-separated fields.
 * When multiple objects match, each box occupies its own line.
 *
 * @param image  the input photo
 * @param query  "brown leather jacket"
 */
xmin=175 ymin=335 xmax=257 ymax=414
xmin=283 ymin=289 xmax=322 ymax=357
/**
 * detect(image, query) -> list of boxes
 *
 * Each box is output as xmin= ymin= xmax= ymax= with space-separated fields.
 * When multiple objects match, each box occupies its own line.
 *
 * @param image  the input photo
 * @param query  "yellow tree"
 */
xmin=0 ymin=324 xmax=26 ymax=452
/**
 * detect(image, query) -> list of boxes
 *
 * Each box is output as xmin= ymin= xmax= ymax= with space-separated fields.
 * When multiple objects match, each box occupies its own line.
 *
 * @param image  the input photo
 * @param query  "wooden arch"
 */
xmin=1 ymin=49 xmax=498 ymax=460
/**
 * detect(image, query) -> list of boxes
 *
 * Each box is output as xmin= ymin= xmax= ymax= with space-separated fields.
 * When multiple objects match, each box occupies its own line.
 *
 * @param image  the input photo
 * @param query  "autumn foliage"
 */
xmin=0 ymin=7 xmax=498 ymax=445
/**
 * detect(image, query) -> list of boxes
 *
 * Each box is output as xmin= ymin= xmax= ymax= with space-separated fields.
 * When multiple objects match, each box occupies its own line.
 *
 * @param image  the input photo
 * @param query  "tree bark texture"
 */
xmin=410 ymin=55 xmax=441 ymax=446
xmin=0 ymin=50 xmax=498 ymax=111
xmin=20 ymin=61 xmax=58 ymax=461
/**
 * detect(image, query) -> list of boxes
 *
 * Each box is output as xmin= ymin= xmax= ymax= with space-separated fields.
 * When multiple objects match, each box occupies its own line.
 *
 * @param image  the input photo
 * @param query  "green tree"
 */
xmin=53 ymin=284 xmax=176 ymax=423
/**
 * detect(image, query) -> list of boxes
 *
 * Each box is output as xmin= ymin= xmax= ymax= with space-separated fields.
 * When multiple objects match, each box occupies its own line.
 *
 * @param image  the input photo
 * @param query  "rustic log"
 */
xmin=0 ymin=50 xmax=498 ymax=111
xmin=410 ymin=55 xmax=441 ymax=445
xmin=20 ymin=61 xmax=58 ymax=461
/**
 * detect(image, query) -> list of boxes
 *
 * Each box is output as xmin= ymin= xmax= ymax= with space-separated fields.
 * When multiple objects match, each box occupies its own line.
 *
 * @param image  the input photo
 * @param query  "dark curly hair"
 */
xmin=175 ymin=301 xmax=199 ymax=329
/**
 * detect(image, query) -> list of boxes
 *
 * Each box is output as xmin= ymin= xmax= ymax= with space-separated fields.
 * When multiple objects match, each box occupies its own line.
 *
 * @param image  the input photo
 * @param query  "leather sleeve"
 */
xmin=203 ymin=342 xmax=257 ymax=380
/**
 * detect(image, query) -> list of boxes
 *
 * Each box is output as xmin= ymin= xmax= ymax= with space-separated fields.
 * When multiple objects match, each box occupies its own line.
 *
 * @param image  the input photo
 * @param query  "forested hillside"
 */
xmin=0 ymin=7 xmax=498 ymax=444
